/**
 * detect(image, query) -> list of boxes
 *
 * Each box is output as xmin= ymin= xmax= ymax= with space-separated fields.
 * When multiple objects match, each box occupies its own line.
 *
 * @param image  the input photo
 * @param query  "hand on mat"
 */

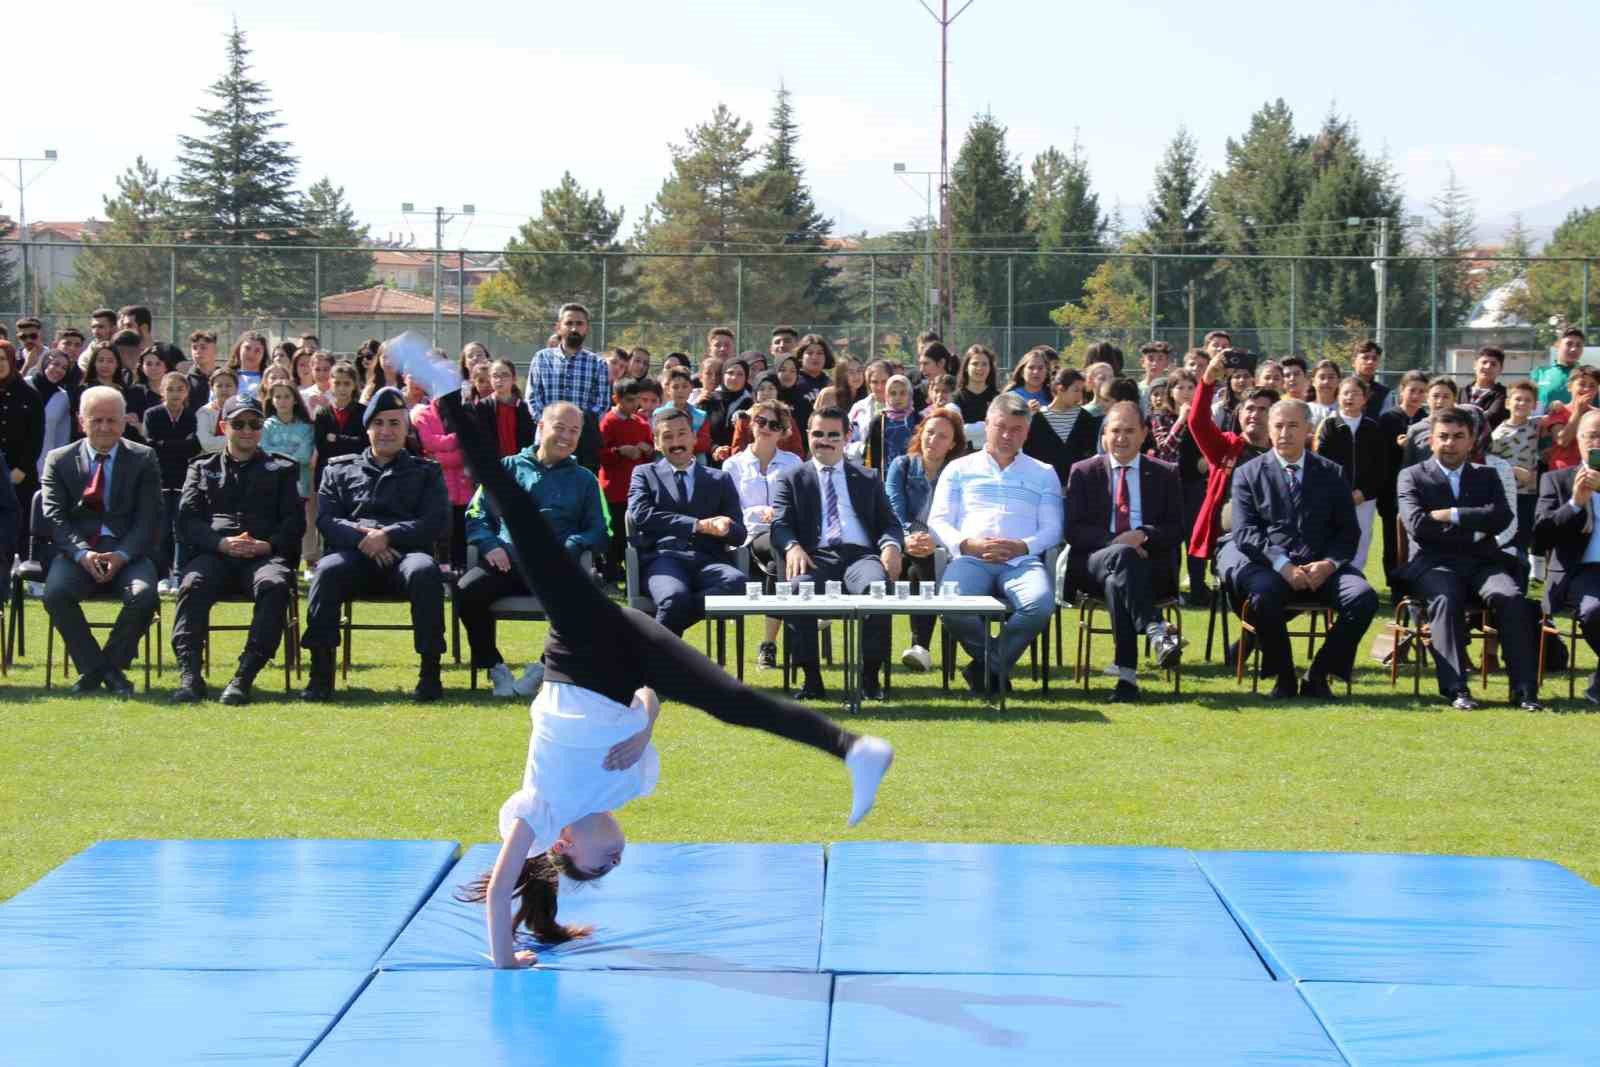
xmin=511 ymin=949 xmax=539 ymax=968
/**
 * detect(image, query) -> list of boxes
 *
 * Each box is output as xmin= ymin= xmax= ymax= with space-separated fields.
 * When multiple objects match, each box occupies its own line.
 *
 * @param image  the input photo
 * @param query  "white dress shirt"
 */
xmin=723 ymin=448 xmax=802 ymax=536
xmin=813 ymin=458 xmax=871 ymax=548
xmin=1105 ymin=455 xmax=1144 ymax=533
xmin=928 ymin=449 xmax=1063 ymax=566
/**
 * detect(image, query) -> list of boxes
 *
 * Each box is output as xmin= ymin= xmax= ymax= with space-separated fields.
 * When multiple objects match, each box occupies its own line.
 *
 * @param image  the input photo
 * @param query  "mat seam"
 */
xmin=1190 ymin=851 xmax=1281 ymax=981
xmin=1293 ymin=980 xmax=1356 ymax=1067
xmin=293 ymin=967 xmax=379 ymax=1067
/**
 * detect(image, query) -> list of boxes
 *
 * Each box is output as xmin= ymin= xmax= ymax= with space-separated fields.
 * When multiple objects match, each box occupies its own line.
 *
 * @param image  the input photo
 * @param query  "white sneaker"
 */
xmin=488 ymin=663 xmax=517 ymax=698
xmin=899 ymin=644 xmax=932 ymax=672
xmin=512 ymin=662 xmax=545 ymax=698
xmin=844 ymin=735 xmax=894 ymax=827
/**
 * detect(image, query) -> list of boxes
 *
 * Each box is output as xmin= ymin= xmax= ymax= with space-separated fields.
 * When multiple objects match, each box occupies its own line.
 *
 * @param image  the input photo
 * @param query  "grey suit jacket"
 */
xmin=40 ymin=438 xmax=164 ymax=561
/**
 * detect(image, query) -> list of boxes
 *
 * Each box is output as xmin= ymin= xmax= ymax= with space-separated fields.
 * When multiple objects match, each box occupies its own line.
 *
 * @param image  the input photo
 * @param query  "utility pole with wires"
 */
xmin=918 ymin=0 xmax=975 ymax=341
xmin=401 ymin=202 xmax=474 ymax=346
xmin=1 ymin=149 xmax=59 ymax=316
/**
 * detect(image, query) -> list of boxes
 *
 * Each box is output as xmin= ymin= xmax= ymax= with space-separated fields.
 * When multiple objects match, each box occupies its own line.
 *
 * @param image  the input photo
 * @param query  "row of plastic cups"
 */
xmin=746 ymin=580 xmax=961 ymax=600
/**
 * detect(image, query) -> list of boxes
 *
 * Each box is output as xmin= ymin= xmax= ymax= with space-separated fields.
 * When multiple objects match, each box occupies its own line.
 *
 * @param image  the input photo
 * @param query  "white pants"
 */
xmin=1353 ymin=499 xmax=1377 ymax=573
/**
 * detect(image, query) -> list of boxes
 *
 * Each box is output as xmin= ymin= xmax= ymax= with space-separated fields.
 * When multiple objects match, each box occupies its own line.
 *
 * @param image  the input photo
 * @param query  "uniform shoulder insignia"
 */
xmin=325 ymin=453 xmax=361 ymax=468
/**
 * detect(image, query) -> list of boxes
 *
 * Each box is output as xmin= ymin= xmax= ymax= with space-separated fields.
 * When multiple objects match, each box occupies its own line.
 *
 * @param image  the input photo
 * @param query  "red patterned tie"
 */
xmin=1114 ymin=466 xmax=1131 ymax=534
xmin=82 ymin=453 xmax=107 ymax=547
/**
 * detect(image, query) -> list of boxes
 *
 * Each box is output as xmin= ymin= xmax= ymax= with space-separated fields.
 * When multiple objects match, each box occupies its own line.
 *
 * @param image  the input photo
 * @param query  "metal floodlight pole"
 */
xmin=2 ymin=149 xmax=58 ymax=316
xmin=919 ymin=0 xmax=976 ymax=339
xmin=1374 ymin=217 xmax=1390 ymax=346
xmin=1288 ymin=259 xmax=1297 ymax=354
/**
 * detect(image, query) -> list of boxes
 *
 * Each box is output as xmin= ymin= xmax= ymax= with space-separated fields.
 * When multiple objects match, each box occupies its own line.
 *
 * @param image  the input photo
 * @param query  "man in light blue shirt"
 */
xmin=928 ymin=392 xmax=1063 ymax=693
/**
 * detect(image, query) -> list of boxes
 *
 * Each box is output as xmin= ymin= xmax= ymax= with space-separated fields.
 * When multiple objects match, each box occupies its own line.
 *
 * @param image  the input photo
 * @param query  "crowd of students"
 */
xmin=2 ymin=302 xmax=1596 ymax=706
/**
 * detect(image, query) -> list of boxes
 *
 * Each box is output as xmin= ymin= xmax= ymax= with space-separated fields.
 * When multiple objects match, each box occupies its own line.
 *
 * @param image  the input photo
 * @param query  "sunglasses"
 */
xmin=810 ymin=429 xmax=844 ymax=440
xmin=18 ymin=333 xmax=39 ymax=342
xmin=753 ymin=416 xmax=784 ymax=431
xmin=228 ymin=418 xmax=264 ymax=431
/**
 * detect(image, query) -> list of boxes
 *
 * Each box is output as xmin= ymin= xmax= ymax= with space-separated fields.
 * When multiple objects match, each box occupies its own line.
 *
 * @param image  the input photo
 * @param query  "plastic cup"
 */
xmin=920 ymin=583 xmax=936 ymax=600
xmin=826 ymin=580 xmax=843 ymax=598
xmin=941 ymin=581 xmax=960 ymax=597
xmin=870 ymin=581 xmax=886 ymax=598
xmin=746 ymin=582 xmax=762 ymax=600
xmin=797 ymin=580 xmax=814 ymax=601
xmin=896 ymin=581 xmax=912 ymax=599
xmin=775 ymin=581 xmax=792 ymax=599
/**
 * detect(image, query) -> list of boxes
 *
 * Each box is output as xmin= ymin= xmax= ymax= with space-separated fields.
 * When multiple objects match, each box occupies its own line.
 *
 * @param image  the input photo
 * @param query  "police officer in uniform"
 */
xmin=303 ymin=386 xmax=449 ymax=701
xmin=171 ymin=394 xmax=304 ymax=705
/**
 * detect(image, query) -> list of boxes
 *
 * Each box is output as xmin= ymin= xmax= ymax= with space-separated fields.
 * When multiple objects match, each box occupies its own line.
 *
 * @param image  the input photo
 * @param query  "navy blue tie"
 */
xmin=823 ymin=466 xmax=843 ymax=546
xmin=1286 ymin=464 xmax=1302 ymax=514
xmin=674 ymin=468 xmax=689 ymax=507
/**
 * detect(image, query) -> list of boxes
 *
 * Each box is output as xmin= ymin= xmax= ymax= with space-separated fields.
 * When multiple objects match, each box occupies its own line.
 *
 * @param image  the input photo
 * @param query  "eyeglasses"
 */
xmin=753 ymin=416 xmax=784 ymax=431
xmin=810 ymin=429 xmax=844 ymax=440
xmin=228 ymin=419 xmax=264 ymax=431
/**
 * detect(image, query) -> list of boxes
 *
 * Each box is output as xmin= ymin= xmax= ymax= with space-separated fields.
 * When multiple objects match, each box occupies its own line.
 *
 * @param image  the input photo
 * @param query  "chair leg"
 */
xmin=341 ymin=602 xmax=353 ymax=681
xmin=1571 ymin=613 xmax=1581 ymax=700
xmin=45 ymin=618 xmax=54 ymax=689
xmin=1204 ymin=590 xmax=1218 ymax=662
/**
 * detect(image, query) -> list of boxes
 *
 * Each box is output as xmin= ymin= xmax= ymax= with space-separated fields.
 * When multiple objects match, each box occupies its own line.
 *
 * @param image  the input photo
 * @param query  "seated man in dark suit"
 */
xmin=1063 ymin=401 xmax=1185 ymax=703
xmin=303 ymin=387 xmax=450 ymax=702
xmin=1533 ymin=407 xmax=1600 ymax=704
xmin=626 ymin=406 xmax=747 ymax=636
xmin=170 ymin=395 xmax=304 ymax=706
xmin=771 ymin=406 xmax=905 ymax=700
xmin=1396 ymin=406 xmax=1542 ymax=711
xmin=39 ymin=385 xmax=164 ymax=697
xmin=1217 ymin=399 xmax=1378 ymax=699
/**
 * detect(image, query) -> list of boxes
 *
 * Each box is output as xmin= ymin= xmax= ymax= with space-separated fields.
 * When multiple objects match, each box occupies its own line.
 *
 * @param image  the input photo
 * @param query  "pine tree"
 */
xmin=764 ymin=85 xmax=840 ymax=313
xmin=1483 ymin=213 xmax=1534 ymax=292
xmin=302 ymin=177 xmax=373 ymax=297
xmin=1020 ymin=142 xmax=1107 ymax=327
xmin=53 ymin=157 xmax=180 ymax=314
xmin=948 ymin=113 xmax=1027 ymax=337
xmin=633 ymin=104 xmax=808 ymax=349
xmin=484 ymin=172 xmax=624 ymax=331
xmin=1421 ymin=167 xmax=1479 ymax=328
xmin=174 ymin=21 xmax=305 ymax=316
xmin=1141 ymin=126 xmax=1215 ymax=330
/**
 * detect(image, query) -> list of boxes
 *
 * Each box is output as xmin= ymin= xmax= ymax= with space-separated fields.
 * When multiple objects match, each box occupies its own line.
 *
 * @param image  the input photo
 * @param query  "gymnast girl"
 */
xmin=443 ymin=397 xmax=894 ymax=968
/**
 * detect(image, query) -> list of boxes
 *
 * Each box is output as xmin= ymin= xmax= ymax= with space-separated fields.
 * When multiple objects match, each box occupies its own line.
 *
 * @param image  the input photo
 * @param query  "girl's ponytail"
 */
xmin=456 ymin=850 xmax=600 ymax=945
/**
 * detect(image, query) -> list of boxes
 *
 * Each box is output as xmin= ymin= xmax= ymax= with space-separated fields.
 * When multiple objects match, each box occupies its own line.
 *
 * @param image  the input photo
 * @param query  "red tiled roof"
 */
xmin=319 ymin=285 xmax=499 ymax=319
xmin=26 ymin=219 xmax=106 ymax=241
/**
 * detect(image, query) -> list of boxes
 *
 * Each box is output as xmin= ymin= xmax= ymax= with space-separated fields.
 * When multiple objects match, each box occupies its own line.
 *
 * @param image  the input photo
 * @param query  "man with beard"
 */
xmin=525 ymin=303 xmax=609 ymax=473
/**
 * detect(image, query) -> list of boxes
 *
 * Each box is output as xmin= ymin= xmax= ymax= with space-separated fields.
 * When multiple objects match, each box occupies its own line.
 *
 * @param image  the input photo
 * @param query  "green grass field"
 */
xmin=3 ymin=589 xmax=1599 ymax=902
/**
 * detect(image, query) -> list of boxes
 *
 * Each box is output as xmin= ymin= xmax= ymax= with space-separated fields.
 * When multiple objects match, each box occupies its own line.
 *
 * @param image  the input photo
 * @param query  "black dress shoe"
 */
xmin=961 ymin=659 xmax=987 ymax=695
xmin=860 ymin=679 xmax=886 ymax=702
xmin=1300 ymin=675 xmax=1339 ymax=701
xmin=794 ymin=681 xmax=829 ymax=701
xmin=103 ymin=668 xmax=135 ymax=698
xmin=1152 ymin=630 xmax=1186 ymax=670
xmin=1513 ymin=691 xmax=1546 ymax=713
xmin=1449 ymin=691 xmax=1480 ymax=711
xmin=1268 ymin=674 xmax=1299 ymax=700
xmin=68 ymin=670 xmax=105 ymax=696
xmin=219 ymin=677 xmax=253 ymax=706
xmin=1108 ymin=680 xmax=1141 ymax=703
xmin=170 ymin=677 xmax=208 ymax=704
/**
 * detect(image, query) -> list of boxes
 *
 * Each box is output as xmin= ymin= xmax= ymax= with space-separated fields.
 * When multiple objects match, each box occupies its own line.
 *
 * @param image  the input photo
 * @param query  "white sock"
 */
xmin=844 ymin=736 xmax=894 ymax=827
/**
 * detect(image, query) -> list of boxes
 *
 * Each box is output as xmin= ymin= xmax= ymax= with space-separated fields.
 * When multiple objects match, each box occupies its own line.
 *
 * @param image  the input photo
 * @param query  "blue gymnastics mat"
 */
xmin=1301 ymin=982 xmax=1600 ymax=1065
xmin=828 ymin=974 xmax=1345 ymax=1066
xmin=820 ymin=843 xmax=1268 ymax=979
xmin=303 ymin=968 xmax=831 ymax=1065
xmin=380 ymin=842 xmax=824 ymax=971
xmin=1196 ymin=850 xmax=1600 ymax=987
xmin=0 ymin=968 xmax=370 ymax=1066
xmin=0 ymin=839 xmax=457 ymax=970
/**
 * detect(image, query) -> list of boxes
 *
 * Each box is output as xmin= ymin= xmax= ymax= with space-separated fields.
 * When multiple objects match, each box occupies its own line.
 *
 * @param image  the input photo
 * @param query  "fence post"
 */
xmin=17 ymin=240 xmax=27 ymax=317
xmin=457 ymin=248 xmax=466 ymax=352
xmin=1583 ymin=261 xmax=1591 ymax=335
xmin=1288 ymin=258 xmax=1297 ymax=354
xmin=734 ymin=256 xmax=744 ymax=350
xmin=1148 ymin=255 xmax=1157 ymax=340
xmin=1429 ymin=259 xmax=1439 ymax=372
xmin=599 ymin=255 xmax=609 ymax=350
xmin=312 ymin=251 xmax=322 ymax=341
xmin=1007 ymin=255 xmax=1015 ymax=361
xmin=869 ymin=253 xmax=878 ymax=361
xmin=169 ymin=247 xmax=179 ymax=342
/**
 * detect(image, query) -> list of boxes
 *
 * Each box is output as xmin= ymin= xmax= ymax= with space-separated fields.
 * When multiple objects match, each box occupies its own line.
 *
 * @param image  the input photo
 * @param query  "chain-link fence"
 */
xmin=4 ymin=241 xmax=1592 ymax=374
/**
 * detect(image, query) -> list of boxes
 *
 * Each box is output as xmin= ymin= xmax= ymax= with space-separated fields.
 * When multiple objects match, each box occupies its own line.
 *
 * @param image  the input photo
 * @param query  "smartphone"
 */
xmin=1587 ymin=448 xmax=1600 ymax=471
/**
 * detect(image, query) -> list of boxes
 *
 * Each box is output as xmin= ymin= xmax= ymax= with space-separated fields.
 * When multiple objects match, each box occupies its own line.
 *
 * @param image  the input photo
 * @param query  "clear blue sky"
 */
xmin=9 ymin=0 xmax=1598 ymax=249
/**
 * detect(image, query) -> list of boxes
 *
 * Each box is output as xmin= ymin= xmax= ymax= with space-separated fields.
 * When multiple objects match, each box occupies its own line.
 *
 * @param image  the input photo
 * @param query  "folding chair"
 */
xmin=1057 ymin=544 xmax=1183 ymax=694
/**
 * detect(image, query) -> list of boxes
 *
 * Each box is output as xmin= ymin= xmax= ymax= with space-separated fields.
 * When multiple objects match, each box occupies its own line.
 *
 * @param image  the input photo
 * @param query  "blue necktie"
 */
xmin=823 ymin=466 xmax=843 ymax=546
xmin=1286 ymin=464 xmax=1302 ymax=514
xmin=674 ymin=468 xmax=689 ymax=507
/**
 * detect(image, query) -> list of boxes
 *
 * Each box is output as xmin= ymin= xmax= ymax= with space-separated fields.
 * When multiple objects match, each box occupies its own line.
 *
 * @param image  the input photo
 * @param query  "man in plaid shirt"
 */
xmin=526 ymin=303 xmax=610 ymax=471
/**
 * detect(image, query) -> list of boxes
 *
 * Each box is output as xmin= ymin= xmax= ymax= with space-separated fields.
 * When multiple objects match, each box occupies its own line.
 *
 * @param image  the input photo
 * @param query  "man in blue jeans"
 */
xmin=928 ymin=392 xmax=1063 ymax=693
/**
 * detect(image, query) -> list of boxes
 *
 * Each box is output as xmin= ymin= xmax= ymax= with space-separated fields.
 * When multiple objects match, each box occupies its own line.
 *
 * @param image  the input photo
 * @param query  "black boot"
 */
xmin=300 ymin=648 xmax=335 ymax=702
xmin=412 ymin=654 xmax=443 ymax=702
xmin=221 ymin=658 xmax=264 ymax=706
xmin=170 ymin=652 xmax=208 ymax=704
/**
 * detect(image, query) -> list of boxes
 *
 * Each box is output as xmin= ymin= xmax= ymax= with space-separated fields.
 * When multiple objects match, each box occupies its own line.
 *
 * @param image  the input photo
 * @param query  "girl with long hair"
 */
xmin=226 ymin=330 xmax=269 ymax=399
xmin=442 ymin=398 xmax=892 ymax=967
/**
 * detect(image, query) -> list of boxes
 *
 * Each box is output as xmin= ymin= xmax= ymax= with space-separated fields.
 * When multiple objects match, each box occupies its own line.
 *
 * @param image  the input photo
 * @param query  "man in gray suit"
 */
xmin=40 ymin=385 xmax=164 ymax=697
